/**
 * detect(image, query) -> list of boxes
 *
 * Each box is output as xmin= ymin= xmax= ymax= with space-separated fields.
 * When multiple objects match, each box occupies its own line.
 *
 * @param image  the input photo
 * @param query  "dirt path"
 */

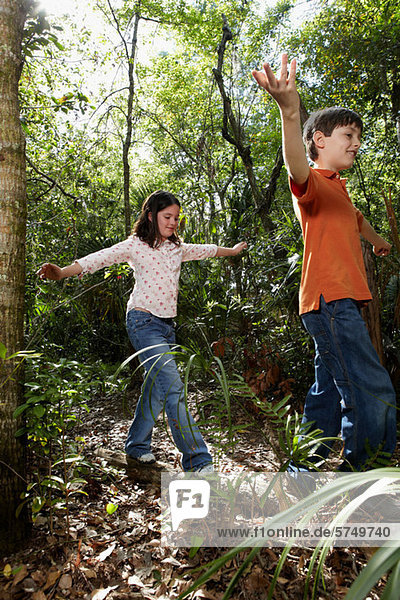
xmin=0 ymin=386 xmax=383 ymax=600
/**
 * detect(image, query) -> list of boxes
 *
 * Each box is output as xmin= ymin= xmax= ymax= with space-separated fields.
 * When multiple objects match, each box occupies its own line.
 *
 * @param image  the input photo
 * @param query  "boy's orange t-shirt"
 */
xmin=290 ymin=168 xmax=372 ymax=315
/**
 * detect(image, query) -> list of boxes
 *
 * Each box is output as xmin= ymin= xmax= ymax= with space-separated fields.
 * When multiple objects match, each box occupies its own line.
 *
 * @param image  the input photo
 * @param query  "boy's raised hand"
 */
xmin=252 ymin=53 xmax=309 ymax=185
xmin=252 ymin=53 xmax=299 ymax=116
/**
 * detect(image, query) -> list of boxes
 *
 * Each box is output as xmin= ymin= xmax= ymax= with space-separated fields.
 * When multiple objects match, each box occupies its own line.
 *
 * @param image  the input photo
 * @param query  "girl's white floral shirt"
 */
xmin=76 ymin=236 xmax=217 ymax=318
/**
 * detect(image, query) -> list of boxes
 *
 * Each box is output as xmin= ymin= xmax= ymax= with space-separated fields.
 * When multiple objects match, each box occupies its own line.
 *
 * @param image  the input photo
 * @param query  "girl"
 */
xmin=38 ymin=190 xmax=246 ymax=472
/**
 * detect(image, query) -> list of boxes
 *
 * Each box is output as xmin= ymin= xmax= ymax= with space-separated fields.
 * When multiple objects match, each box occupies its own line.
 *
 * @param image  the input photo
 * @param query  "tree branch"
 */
xmin=212 ymin=16 xmax=274 ymax=231
xmin=26 ymin=156 xmax=80 ymax=204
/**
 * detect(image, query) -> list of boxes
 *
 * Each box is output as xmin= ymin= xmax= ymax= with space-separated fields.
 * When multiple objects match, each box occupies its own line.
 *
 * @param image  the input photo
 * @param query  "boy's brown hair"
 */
xmin=303 ymin=107 xmax=363 ymax=161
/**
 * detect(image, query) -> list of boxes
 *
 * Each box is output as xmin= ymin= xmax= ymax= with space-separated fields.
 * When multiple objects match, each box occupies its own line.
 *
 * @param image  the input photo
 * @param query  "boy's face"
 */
xmin=313 ymin=123 xmax=362 ymax=172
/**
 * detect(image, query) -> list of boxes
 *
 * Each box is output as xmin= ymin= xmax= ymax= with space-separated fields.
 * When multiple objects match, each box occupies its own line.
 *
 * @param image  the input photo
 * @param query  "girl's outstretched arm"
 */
xmin=37 ymin=261 xmax=83 ymax=281
xmin=215 ymin=242 xmax=247 ymax=257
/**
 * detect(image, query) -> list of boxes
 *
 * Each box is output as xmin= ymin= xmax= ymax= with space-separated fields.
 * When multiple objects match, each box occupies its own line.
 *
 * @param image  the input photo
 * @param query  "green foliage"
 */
xmin=18 ymin=0 xmax=400 ymax=592
xmin=0 ymin=343 xmax=40 ymax=365
xmin=288 ymin=0 xmax=400 ymax=117
xmin=117 ymin=342 xmax=334 ymax=471
xmin=218 ymin=373 xmax=339 ymax=470
xmin=0 ymin=343 xmax=42 ymax=400
xmin=345 ymin=544 xmax=400 ymax=600
xmin=178 ymin=469 xmax=400 ymax=600
xmin=13 ymin=351 xmax=132 ymax=530
xmin=14 ymin=356 xmax=94 ymax=529
xmin=17 ymin=462 xmax=90 ymax=522
xmin=14 ymin=357 xmax=91 ymax=445
xmin=23 ymin=7 xmax=65 ymax=58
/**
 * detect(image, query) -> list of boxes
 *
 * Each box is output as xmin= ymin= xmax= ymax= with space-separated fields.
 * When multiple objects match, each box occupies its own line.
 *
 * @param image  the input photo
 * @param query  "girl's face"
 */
xmin=153 ymin=204 xmax=180 ymax=241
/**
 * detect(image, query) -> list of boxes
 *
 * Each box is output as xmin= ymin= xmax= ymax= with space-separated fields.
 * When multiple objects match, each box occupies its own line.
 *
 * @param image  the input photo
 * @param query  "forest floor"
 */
xmin=0 ymin=383 xmax=390 ymax=600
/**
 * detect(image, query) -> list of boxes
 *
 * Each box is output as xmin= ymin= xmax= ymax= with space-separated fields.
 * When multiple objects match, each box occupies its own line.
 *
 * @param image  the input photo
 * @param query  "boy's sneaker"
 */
xmin=128 ymin=452 xmax=156 ymax=464
xmin=195 ymin=463 xmax=214 ymax=474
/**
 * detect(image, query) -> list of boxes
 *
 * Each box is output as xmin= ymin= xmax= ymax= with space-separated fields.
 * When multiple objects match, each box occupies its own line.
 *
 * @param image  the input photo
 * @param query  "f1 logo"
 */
xmin=169 ymin=480 xmax=210 ymax=531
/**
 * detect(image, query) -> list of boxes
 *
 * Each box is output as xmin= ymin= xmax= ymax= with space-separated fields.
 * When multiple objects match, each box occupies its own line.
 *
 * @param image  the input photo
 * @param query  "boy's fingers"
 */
xmin=288 ymin=58 xmax=297 ymax=81
xmin=263 ymin=62 xmax=278 ymax=85
xmin=252 ymin=68 xmax=270 ymax=89
xmin=279 ymin=53 xmax=288 ymax=80
xmin=251 ymin=69 xmax=262 ymax=85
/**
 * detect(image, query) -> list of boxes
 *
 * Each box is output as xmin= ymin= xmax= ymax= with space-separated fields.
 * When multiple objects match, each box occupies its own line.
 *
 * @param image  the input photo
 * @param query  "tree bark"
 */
xmin=390 ymin=70 xmax=400 ymax=151
xmin=361 ymin=240 xmax=384 ymax=364
xmin=0 ymin=0 xmax=32 ymax=555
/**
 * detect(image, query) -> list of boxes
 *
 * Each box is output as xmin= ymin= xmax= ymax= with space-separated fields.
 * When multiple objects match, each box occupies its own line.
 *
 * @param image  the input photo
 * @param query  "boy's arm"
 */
xmin=37 ymin=262 xmax=83 ymax=281
xmin=215 ymin=242 xmax=247 ymax=257
xmin=360 ymin=219 xmax=391 ymax=256
xmin=252 ymin=54 xmax=309 ymax=186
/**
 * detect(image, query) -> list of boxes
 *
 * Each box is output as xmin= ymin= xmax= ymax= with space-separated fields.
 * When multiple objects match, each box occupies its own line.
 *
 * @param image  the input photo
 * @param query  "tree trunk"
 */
xmin=122 ymin=11 xmax=140 ymax=237
xmin=361 ymin=240 xmax=384 ymax=364
xmin=0 ymin=0 xmax=31 ymax=555
xmin=107 ymin=0 xmax=141 ymax=237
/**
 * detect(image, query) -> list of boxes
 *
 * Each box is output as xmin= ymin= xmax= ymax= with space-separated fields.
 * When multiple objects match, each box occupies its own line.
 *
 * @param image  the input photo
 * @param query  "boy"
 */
xmin=252 ymin=54 xmax=397 ymax=470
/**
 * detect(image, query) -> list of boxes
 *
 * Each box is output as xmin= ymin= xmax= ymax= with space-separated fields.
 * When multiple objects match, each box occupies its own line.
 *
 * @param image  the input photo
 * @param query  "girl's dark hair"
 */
xmin=303 ymin=107 xmax=363 ymax=161
xmin=132 ymin=190 xmax=181 ymax=248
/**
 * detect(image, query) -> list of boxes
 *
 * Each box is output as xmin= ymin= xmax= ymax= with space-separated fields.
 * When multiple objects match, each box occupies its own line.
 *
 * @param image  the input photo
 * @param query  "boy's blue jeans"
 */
xmin=300 ymin=296 xmax=397 ymax=470
xmin=124 ymin=309 xmax=212 ymax=471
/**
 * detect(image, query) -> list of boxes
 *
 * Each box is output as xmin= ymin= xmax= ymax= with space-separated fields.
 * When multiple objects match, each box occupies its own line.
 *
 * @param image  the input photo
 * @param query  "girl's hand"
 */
xmin=37 ymin=263 xmax=63 ymax=280
xmin=215 ymin=242 xmax=247 ymax=257
xmin=231 ymin=241 xmax=247 ymax=255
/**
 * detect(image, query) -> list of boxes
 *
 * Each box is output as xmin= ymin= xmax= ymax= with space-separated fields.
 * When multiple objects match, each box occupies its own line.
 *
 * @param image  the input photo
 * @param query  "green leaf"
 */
xmin=7 ymin=350 xmax=41 ymax=360
xmin=106 ymin=502 xmax=118 ymax=515
xmin=52 ymin=455 xmax=84 ymax=467
xmin=381 ymin=560 xmax=400 ymax=600
xmin=32 ymin=497 xmax=46 ymax=514
xmin=0 ymin=342 xmax=7 ymax=359
xmin=33 ymin=405 xmax=46 ymax=418
xmin=13 ymin=404 xmax=30 ymax=418
xmin=52 ymin=39 xmax=65 ymax=51
xmin=189 ymin=537 xmax=204 ymax=557
xmin=14 ymin=427 xmax=27 ymax=437
xmin=152 ymin=569 xmax=162 ymax=582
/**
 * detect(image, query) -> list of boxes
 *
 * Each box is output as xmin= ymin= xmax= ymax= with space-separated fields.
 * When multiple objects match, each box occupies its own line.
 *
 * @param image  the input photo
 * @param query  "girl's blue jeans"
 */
xmin=124 ymin=309 xmax=212 ymax=471
xmin=300 ymin=296 xmax=397 ymax=471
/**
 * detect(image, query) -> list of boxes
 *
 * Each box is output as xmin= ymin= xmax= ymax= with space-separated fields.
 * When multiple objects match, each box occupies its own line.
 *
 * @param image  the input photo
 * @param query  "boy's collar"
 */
xmin=314 ymin=168 xmax=344 ymax=181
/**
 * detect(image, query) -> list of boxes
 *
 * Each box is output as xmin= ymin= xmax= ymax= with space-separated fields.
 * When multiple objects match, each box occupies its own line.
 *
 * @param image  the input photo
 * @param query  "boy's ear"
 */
xmin=313 ymin=130 xmax=326 ymax=152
